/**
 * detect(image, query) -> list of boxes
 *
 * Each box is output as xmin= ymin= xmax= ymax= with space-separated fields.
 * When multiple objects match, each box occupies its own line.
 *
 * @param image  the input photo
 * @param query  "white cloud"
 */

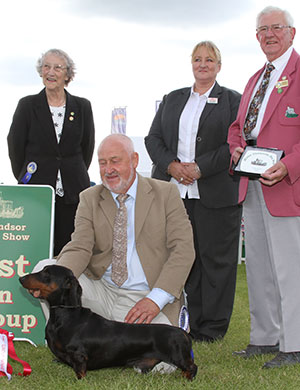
xmin=66 ymin=0 xmax=254 ymax=27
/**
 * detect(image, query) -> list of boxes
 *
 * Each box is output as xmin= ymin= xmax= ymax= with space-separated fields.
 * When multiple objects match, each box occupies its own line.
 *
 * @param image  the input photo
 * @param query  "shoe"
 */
xmin=134 ymin=362 xmax=177 ymax=374
xmin=233 ymin=343 xmax=279 ymax=358
xmin=151 ymin=362 xmax=177 ymax=374
xmin=263 ymin=352 xmax=300 ymax=368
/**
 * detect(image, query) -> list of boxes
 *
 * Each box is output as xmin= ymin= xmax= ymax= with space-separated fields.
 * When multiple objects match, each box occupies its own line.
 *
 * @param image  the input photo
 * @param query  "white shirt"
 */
xmin=171 ymin=83 xmax=215 ymax=198
xmin=249 ymin=46 xmax=293 ymax=139
xmin=50 ymin=104 xmax=66 ymax=197
xmin=102 ymin=175 xmax=175 ymax=310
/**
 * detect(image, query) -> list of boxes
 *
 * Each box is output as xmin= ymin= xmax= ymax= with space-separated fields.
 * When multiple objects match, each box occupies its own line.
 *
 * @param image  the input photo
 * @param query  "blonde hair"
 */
xmin=191 ymin=41 xmax=221 ymax=64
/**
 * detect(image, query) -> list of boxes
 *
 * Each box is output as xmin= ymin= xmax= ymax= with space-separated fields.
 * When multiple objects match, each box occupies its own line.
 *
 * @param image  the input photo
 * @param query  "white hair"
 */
xmin=36 ymin=48 xmax=76 ymax=86
xmin=98 ymin=134 xmax=135 ymax=156
xmin=256 ymin=6 xmax=294 ymax=28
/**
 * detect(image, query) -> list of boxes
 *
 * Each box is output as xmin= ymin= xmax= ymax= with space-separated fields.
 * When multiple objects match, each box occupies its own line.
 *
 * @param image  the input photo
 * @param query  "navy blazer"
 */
xmin=145 ymin=82 xmax=241 ymax=208
xmin=7 ymin=88 xmax=95 ymax=204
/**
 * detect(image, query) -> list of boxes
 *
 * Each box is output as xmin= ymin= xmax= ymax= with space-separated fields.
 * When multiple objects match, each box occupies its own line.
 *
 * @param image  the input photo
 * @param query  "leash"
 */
xmin=0 ymin=329 xmax=32 ymax=380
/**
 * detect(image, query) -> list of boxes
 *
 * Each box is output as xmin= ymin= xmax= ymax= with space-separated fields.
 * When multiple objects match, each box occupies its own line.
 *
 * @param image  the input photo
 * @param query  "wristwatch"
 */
xmin=194 ymin=164 xmax=201 ymax=175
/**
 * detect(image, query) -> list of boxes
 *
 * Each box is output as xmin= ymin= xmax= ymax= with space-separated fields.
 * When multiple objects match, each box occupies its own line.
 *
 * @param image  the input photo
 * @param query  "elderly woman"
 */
xmin=145 ymin=41 xmax=242 ymax=342
xmin=7 ymin=48 xmax=95 ymax=256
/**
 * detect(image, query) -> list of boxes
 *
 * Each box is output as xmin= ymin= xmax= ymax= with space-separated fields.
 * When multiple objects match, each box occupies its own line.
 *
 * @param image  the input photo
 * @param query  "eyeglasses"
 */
xmin=256 ymin=24 xmax=291 ymax=35
xmin=42 ymin=64 xmax=67 ymax=73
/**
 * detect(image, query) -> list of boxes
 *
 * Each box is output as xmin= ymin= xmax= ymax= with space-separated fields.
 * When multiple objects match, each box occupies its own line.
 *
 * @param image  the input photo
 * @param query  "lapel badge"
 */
xmin=207 ymin=97 xmax=218 ymax=104
xmin=276 ymin=76 xmax=288 ymax=94
xmin=69 ymin=112 xmax=75 ymax=121
xmin=27 ymin=161 xmax=37 ymax=174
xmin=285 ymin=106 xmax=299 ymax=118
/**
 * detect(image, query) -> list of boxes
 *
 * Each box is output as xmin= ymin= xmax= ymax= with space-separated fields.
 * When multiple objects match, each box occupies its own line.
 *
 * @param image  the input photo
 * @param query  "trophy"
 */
xmin=233 ymin=146 xmax=284 ymax=179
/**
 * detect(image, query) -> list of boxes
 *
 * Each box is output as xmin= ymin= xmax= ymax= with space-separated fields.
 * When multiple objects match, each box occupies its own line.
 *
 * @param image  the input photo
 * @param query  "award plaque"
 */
xmin=233 ymin=146 xmax=284 ymax=179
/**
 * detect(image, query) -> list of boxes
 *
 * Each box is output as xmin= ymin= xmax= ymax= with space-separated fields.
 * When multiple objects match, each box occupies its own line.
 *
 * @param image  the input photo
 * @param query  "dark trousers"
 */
xmin=54 ymin=196 xmax=78 ymax=256
xmin=184 ymin=198 xmax=242 ymax=340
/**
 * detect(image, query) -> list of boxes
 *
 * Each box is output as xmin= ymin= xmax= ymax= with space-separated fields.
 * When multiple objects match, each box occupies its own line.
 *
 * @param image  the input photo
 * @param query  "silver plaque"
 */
xmin=234 ymin=146 xmax=284 ymax=179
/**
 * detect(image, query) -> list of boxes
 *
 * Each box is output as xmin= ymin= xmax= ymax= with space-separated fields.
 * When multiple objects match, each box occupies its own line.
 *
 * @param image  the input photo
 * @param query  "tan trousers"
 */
xmin=33 ymin=259 xmax=170 ymax=325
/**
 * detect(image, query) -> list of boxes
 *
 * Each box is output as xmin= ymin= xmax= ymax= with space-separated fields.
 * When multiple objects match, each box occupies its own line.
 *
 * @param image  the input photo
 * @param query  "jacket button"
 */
xmin=196 ymin=136 xmax=202 ymax=142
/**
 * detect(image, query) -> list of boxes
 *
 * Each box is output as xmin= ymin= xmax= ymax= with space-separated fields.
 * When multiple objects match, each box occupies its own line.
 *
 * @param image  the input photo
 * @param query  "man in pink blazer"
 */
xmin=228 ymin=6 xmax=300 ymax=368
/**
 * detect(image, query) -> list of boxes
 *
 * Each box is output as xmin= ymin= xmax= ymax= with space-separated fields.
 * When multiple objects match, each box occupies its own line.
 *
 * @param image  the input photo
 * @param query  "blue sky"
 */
xmin=1 ymin=0 xmax=300 ymax=183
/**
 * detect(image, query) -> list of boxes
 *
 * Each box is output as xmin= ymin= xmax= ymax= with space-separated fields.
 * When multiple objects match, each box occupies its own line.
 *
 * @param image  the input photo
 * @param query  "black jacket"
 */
xmin=7 ymin=88 xmax=95 ymax=204
xmin=145 ymin=83 xmax=241 ymax=208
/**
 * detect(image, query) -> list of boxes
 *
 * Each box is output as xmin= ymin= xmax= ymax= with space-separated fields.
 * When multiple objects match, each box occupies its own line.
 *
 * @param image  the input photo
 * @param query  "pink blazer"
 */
xmin=228 ymin=49 xmax=300 ymax=217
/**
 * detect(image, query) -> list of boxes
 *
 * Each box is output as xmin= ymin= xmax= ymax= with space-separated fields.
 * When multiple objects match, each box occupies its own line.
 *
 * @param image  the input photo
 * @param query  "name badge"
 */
xmin=207 ymin=97 xmax=218 ymax=104
xmin=277 ymin=80 xmax=288 ymax=88
xmin=276 ymin=76 xmax=288 ymax=94
xmin=233 ymin=146 xmax=284 ymax=179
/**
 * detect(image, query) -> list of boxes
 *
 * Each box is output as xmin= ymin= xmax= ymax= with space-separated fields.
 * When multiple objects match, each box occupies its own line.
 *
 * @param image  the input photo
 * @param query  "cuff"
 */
xmin=146 ymin=288 xmax=175 ymax=310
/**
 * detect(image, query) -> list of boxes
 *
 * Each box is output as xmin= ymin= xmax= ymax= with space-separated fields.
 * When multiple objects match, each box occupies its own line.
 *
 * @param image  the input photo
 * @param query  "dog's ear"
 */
xmin=66 ymin=276 xmax=82 ymax=306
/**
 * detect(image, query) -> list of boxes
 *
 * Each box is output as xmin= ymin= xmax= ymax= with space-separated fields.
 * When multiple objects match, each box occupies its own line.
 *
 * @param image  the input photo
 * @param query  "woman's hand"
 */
xmin=168 ymin=161 xmax=199 ymax=185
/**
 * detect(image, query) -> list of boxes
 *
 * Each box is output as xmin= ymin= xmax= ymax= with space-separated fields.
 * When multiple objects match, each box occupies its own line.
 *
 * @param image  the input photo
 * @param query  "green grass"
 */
xmin=2 ymin=264 xmax=299 ymax=389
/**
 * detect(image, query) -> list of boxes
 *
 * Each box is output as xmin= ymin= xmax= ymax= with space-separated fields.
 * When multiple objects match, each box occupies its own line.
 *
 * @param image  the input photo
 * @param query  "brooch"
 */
xmin=69 ymin=112 xmax=75 ymax=121
xmin=276 ymin=76 xmax=288 ymax=94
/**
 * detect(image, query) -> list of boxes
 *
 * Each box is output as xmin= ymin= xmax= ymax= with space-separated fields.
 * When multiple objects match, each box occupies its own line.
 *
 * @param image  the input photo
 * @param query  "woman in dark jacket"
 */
xmin=7 ymin=48 xmax=95 ymax=256
xmin=145 ymin=41 xmax=242 ymax=342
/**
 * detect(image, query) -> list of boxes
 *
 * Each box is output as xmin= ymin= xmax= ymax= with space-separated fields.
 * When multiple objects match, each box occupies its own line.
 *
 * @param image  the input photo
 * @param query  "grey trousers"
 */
xmin=244 ymin=180 xmax=300 ymax=352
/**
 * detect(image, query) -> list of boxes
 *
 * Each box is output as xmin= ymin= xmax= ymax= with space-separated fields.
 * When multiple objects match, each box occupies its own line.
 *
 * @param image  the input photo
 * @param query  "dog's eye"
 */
xmin=42 ymin=268 xmax=51 ymax=282
xmin=43 ymin=274 xmax=51 ymax=283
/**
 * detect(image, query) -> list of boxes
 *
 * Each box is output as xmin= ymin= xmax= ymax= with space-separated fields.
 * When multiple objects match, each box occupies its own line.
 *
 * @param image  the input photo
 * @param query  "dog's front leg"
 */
xmin=68 ymin=349 xmax=88 ymax=379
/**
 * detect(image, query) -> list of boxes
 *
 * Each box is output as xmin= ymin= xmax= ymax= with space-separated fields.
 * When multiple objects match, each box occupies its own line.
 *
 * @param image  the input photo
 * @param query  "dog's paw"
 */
xmin=133 ymin=366 xmax=143 ymax=374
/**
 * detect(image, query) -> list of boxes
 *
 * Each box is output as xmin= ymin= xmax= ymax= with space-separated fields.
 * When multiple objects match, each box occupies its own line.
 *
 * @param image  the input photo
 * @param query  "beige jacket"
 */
xmin=57 ymin=174 xmax=195 ymax=325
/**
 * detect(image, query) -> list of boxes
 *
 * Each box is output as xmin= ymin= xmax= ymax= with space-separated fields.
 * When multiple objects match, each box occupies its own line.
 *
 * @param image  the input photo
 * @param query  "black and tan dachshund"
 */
xmin=19 ymin=265 xmax=197 ymax=380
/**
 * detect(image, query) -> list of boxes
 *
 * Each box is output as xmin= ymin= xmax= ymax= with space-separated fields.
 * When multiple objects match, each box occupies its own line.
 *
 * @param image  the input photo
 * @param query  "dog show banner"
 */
xmin=0 ymin=185 xmax=54 ymax=345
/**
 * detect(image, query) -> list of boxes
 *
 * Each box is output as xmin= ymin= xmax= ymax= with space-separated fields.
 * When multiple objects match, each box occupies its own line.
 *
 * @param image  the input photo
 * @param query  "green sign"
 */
xmin=0 ymin=185 xmax=54 ymax=345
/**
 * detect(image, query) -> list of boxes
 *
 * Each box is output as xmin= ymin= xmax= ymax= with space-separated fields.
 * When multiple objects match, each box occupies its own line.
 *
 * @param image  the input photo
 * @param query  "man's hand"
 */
xmin=124 ymin=298 xmax=160 ymax=324
xmin=232 ymin=147 xmax=244 ymax=165
xmin=260 ymin=161 xmax=288 ymax=186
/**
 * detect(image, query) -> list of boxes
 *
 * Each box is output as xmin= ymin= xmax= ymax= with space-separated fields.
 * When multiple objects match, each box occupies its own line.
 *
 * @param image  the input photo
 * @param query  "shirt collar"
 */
xmin=269 ymin=46 xmax=293 ymax=70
